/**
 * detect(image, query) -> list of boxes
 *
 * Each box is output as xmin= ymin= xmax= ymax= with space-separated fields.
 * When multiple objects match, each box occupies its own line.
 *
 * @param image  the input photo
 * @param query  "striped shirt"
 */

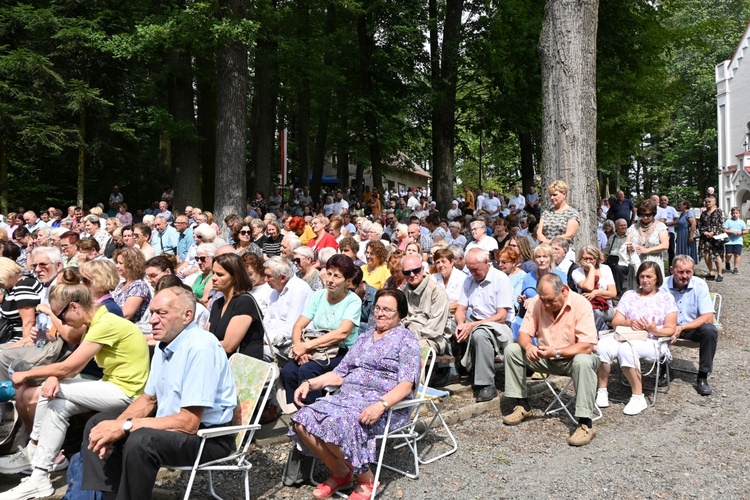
xmin=0 ymin=276 xmax=43 ymax=340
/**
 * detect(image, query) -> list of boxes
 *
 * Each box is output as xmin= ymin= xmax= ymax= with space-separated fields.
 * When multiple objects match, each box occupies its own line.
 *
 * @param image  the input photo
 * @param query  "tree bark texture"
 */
xmin=311 ymin=3 xmax=337 ymax=197
xmin=77 ymin=108 xmax=86 ymax=208
xmin=248 ymin=29 xmax=278 ymax=201
xmin=168 ymin=49 xmax=203 ymax=211
xmin=431 ymin=0 xmax=464 ymax=215
xmin=0 ymin=140 xmax=8 ymax=214
xmin=357 ymin=14 xmax=383 ymax=193
xmin=214 ymin=0 xmax=248 ymax=227
xmin=539 ymin=0 xmax=599 ymax=248
xmin=519 ymin=131 xmax=536 ymax=195
xmin=196 ymin=54 xmax=217 ymax=210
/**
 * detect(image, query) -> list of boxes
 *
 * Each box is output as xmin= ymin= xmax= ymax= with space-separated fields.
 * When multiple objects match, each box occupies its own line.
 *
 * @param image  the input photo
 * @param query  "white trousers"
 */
xmin=597 ymin=335 xmax=667 ymax=370
xmin=30 ymin=378 xmax=133 ymax=470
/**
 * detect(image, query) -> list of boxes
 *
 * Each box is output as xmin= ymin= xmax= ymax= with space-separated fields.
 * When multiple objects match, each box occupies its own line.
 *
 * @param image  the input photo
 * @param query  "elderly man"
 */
xmin=174 ymin=215 xmax=194 ymax=263
xmin=408 ymin=223 xmax=433 ymax=253
xmin=263 ymin=256 xmax=313 ymax=360
xmin=502 ymin=273 xmax=600 ymax=446
xmin=605 ymin=218 xmax=629 ymax=296
xmin=455 ymin=248 xmax=514 ymax=402
xmin=81 ymin=287 xmax=237 ymax=499
xmin=23 ymin=211 xmax=43 ymax=233
xmin=607 ymin=190 xmax=636 ymax=226
xmin=465 ymin=220 xmax=498 ymax=254
xmin=660 ymin=255 xmax=717 ymax=395
xmin=482 ymin=190 xmax=502 ymax=217
xmin=401 ymin=254 xmax=451 ymax=354
xmin=151 ymin=215 xmax=179 ymax=256
xmin=155 ymin=200 xmax=173 ymax=223
xmin=508 ymin=187 xmax=526 ymax=215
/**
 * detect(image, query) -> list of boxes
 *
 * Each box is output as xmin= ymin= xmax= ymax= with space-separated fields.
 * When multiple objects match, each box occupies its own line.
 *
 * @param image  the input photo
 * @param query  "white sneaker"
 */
xmin=0 ymin=447 xmax=32 ymax=475
xmin=623 ymin=394 xmax=648 ymax=416
xmin=0 ymin=475 xmax=54 ymax=499
xmin=595 ymin=388 xmax=610 ymax=408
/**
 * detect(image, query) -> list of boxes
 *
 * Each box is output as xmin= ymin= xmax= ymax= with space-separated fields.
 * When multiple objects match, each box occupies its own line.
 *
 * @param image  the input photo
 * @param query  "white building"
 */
xmin=717 ymin=21 xmax=750 ymax=215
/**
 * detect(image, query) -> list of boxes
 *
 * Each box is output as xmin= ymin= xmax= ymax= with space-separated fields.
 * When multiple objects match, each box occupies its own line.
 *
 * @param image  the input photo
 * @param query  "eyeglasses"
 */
xmin=402 ymin=266 xmax=423 ymax=276
xmin=56 ymin=303 xmax=71 ymax=323
xmin=197 ymin=256 xmax=209 ymax=262
xmin=133 ymin=233 xmax=143 ymax=238
xmin=33 ymin=262 xmax=50 ymax=269
xmin=293 ymin=258 xmax=301 ymax=265
xmin=373 ymin=306 xmax=397 ymax=315
xmin=196 ymin=234 xmax=204 ymax=239
xmin=239 ymin=230 xmax=251 ymax=236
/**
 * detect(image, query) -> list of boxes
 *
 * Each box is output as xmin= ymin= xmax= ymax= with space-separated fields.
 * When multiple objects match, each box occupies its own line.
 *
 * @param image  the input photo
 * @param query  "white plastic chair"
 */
xmin=171 ymin=354 xmax=277 ymax=500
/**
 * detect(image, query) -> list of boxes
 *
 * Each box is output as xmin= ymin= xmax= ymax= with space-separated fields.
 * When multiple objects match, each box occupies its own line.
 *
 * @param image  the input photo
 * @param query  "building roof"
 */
xmin=385 ymin=151 xmax=432 ymax=179
xmin=726 ymin=21 xmax=750 ymax=79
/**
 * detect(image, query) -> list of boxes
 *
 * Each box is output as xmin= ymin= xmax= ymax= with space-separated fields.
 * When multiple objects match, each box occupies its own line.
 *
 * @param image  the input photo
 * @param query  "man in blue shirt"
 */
xmin=151 ymin=215 xmax=179 ymax=256
xmin=661 ymin=255 xmax=717 ymax=396
xmin=82 ymin=287 xmax=237 ymax=499
xmin=174 ymin=214 xmax=194 ymax=262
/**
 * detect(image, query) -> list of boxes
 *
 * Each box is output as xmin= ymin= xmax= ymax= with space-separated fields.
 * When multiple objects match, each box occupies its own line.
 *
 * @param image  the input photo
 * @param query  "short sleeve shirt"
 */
xmin=541 ymin=207 xmax=580 ymax=240
xmin=209 ymin=293 xmax=265 ymax=360
xmin=458 ymin=266 xmax=514 ymax=323
xmin=302 ymin=289 xmax=362 ymax=347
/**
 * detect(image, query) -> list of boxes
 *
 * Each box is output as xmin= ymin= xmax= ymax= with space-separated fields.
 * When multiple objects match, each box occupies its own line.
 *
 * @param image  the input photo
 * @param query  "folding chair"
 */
xmin=668 ymin=292 xmax=721 ymax=376
xmin=172 ymin=353 xmax=278 ymax=500
xmin=617 ymin=336 xmax=671 ymax=406
xmin=542 ymin=374 xmax=602 ymax=424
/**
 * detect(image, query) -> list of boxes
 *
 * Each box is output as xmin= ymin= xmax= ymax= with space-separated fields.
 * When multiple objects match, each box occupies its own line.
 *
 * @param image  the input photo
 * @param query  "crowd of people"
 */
xmin=0 ymin=179 xmax=736 ymax=498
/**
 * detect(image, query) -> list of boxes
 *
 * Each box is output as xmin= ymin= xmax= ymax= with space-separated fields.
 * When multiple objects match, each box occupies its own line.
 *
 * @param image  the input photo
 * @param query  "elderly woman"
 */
xmin=625 ymin=199 xmax=669 ymax=283
xmin=308 ymin=215 xmax=338 ymax=253
xmin=323 ymin=196 xmax=336 ymax=217
xmin=361 ymin=240 xmax=390 ymax=290
xmin=447 ymin=200 xmax=462 ymax=221
xmin=112 ymin=248 xmax=151 ymax=323
xmin=338 ymin=237 xmax=363 ymax=267
xmin=393 ymin=223 xmax=410 ymax=251
xmin=0 ymin=257 xmax=43 ymax=347
xmin=192 ymin=243 xmax=216 ymax=306
xmin=570 ymin=245 xmax=617 ymax=327
xmin=675 ymin=200 xmax=697 ymax=262
xmin=0 ymin=284 xmax=148 ymax=494
xmin=496 ymin=247 xmax=526 ymax=311
xmin=290 ymin=288 xmax=419 ymax=500
xmin=281 ymin=254 xmax=362 ymax=406
xmin=82 ymin=214 xmax=111 ymax=254
xmin=595 ymin=261 xmax=677 ymax=415
xmin=263 ymin=220 xmax=283 ymax=258
xmin=698 ymin=195 xmax=725 ymax=282
xmin=102 ymin=217 xmax=122 ymax=258
xmin=242 ymin=252 xmax=272 ymax=315
xmin=248 ymin=218 xmax=266 ymax=248
xmin=294 ymin=246 xmax=324 ymax=291
xmin=445 ymin=221 xmax=466 ymax=248
xmin=208 ymin=253 xmax=264 ymax=359
xmin=536 ymin=180 xmax=580 ymax=244
xmin=431 ymin=248 xmax=467 ymax=314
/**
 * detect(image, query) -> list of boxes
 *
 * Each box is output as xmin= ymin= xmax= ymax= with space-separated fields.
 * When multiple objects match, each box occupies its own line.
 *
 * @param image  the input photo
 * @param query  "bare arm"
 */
xmin=18 ymin=306 xmax=36 ymax=344
xmin=217 ymin=314 xmax=253 ymax=355
xmin=12 ymin=340 xmax=103 ymax=386
xmin=560 ymin=218 xmax=580 ymax=242
xmin=120 ymin=296 xmax=144 ymax=321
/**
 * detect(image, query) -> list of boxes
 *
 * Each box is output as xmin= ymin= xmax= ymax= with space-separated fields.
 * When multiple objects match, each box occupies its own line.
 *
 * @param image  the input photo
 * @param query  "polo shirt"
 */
xmin=660 ymin=276 xmax=713 ymax=326
xmin=458 ymin=266 xmax=514 ymax=323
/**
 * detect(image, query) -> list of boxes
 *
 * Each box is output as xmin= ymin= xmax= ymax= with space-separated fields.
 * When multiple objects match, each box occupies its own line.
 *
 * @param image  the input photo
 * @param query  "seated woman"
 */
xmin=208 ymin=253 xmax=264 ymax=360
xmin=289 ymin=289 xmax=420 ymax=500
xmin=0 ymin=257 xmax=42 ymax=347
xmin=382 ymin=250 xmax=405 ymax=290
xmin=431 ymin=248 xmax=467 ymax=315
xmin=281 ymin=255 xmax=362 ymax=406
xmin=360 ymin=240 xmax=390 ymax=290
xmin=595 ymin=261 xmax=677 ymax=416
xmin=0 ymin=283 xmax=149 ymax=495
xmin=570 ymin=245 xmax=617 ymax=329
xmin=294 ymin=246 xmax=324 ymax=291
xmin=112 ymin=248 xmax=151 ymax=323
xmin=192 ymin=243 xmax=216 ymax=307
xmin=506 ymin=236 xmax=536 ymax=274
xmin=496 ymin=247 xmax=526 ymax=313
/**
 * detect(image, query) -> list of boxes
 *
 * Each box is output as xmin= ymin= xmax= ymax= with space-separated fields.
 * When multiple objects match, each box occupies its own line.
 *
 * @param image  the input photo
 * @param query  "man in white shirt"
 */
xmin=482 ymin=190 xmax=502 ymax=216
xmin=508 ymin=187 xmax=526 ymax=215
xmin=263 ymin=257 xmax=313 ymax=359
xmin=407 ymin=192 xmax=421 ymax=211
xmin=333 ymin=191 xmax=349 ymax=215
xmin=465 ymin=221 xmax=498 ymax=254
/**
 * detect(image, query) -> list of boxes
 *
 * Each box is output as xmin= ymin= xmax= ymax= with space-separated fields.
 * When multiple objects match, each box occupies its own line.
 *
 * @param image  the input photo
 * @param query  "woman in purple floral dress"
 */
xmin=289 ymin=289 xmax=421 ymax=500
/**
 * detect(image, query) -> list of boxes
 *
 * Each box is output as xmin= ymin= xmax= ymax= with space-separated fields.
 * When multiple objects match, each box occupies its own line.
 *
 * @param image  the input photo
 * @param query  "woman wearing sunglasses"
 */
xmin=624 ymin=199 xmax=669 ymax=285
xmin=233 ymin=222 xmax=263 ymax=258
xmin=191 ymin=243 xmax=216 ymax=307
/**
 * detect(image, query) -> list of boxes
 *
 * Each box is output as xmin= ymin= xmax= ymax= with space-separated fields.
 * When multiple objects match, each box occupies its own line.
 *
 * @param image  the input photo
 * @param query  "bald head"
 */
xmin=214 ymin=244 xmax=235 ymax=257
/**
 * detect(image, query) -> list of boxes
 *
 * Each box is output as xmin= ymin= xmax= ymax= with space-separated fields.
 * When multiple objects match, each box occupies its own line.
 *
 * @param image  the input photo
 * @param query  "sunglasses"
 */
xmin=638 ymin=213 xmax=655 ymax=217
xmin=293 ymin=258 xmax=301 ymax=265
xmin=239 ymin=230 xmax=251 ymax=236
xmin=56 ymin=303 xmax=71 ymax=323
xmin=402 ymin=266 xmax=423 ymax=276
xmin=197 ymin=256 xmax=209 ymax=262
xmin=196 ymin=234 xmax=204 ymax=239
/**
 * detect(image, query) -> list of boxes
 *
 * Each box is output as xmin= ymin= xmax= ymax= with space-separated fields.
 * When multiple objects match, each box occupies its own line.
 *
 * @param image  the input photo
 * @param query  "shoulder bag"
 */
xmin=301 ymin=328 xmax=339 ymax=366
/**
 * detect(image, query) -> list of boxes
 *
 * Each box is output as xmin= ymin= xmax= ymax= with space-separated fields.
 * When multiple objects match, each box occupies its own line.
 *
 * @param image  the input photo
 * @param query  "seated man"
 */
xmin=502 ymin=274 xmax=600 ymax=446
xmin=455 ymin=248 xmax=514 ymax=403
xmin=401 ymin=254 xmax=451 ymax=354
xmin=660 ymin=254 xmax=718 ymax=395
xmin=263 ymin=256 xmax=313 ymax=360
xmin=80 ymin=287 xmax=237 ymax=499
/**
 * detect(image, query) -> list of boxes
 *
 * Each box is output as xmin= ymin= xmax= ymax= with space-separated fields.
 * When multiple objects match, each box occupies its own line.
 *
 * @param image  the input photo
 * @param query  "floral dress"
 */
xmin=698 ymin=208 xmax=725 ymax=261
xmin=289 ymin=325 xmax=420 ymax=474
xmin=113 ymin=279 xmax=152 ymax=323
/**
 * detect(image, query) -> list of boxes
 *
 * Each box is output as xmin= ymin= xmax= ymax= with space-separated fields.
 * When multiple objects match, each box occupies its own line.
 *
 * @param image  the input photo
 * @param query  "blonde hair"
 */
xmin=533 ymin=243 xmax=555 ymax=261
xmin=547 ymin=180 xmax=569 ymax=195
xmin=0 ymin=257 xmax=22 ymax=288
xmin=577 ymin=244 xmax=603 ymax=265
xmin=49 ymin=283 xmax=94 ymax=309
xmin=79 ymin=259 xmax=120 ymax=294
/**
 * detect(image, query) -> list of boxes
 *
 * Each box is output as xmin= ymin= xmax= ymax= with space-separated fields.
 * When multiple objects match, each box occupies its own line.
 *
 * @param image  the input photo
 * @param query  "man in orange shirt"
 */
xmin=501 ymin=273 xmax=600 ymax=446
xmin=463 ymin=185 xmax=475 ymax=215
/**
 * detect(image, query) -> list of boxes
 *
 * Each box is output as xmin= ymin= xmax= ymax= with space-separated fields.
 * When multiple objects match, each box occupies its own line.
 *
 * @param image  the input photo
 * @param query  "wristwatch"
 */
xmin=379 ymin=399 xmax=389 ymax=409
xmin=555 ymin=349 xmax=562 ymax=360
xmin=122 ymin=418 xmax=133 ymax=436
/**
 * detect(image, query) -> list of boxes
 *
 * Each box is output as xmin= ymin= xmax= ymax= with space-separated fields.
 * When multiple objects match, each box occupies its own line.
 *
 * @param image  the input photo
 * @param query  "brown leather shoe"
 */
xmin=567 ymin=424 xmax=596 ymax=446
xmin=259 ymin=403 xmax=281 ymax=424
xmin=502 ymin=405 xmax=532 ymax=426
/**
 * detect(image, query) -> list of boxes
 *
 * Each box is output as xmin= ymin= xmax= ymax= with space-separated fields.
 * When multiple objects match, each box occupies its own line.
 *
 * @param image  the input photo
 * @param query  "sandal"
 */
xmin=347 ymin=481 xmax=380 ymax=500
xmin=313 ymin=469 xmax=354 ymax=500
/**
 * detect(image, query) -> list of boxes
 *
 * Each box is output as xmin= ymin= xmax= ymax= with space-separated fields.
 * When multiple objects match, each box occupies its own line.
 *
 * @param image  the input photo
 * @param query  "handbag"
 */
xmin=517 ymin=287 xmax=536 ymax=319
xmin=301 ymin=328 xmax=339 ymax=366
xmin=614 ymin=326 xmax=648 ymax=342
xmin=281 ymin=443 xmax=314 ymax=487
xmin=0 ymin=318 xmax=15 ymax=345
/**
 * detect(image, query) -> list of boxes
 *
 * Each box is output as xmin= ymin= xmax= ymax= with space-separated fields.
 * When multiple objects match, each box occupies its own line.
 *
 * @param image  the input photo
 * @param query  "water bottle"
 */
xmin=35 ymin=314 xmax=48 ymax=348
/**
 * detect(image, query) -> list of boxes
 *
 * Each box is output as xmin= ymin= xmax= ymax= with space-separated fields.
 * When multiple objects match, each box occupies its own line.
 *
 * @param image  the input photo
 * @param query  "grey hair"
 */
xmin=194 ymin=223 xmax=217 ymax=241
xmin=550 ymin=236 xmax=569 ymax=252
xmin=465 ymin=247 xmax=489 ymax=264
xmin=196 ymin=243 xmax=217 ymax=258
xmin=470 ymin=220 xmax=486 ymax=230
xmin=447 ymin=244 xmax=464 ymax=260
xmin=672 ymin=254 xmax=695 ymax=267
xmin=294 ymin=246 xmax=316 ymax=260
xmin=264 ymin=256 xmax=293 ymax=279
xmin=285 ymin=235 xmax=301 ymax=252
xmin=31 ymin=246 xmax=62 ymax=266
xmin=318 ymin=247 xmax=336 ymax=266
xmin=602 ymin=219 xmax=615 ymax=231
xmin=538 ymin=273 xmax=564 ymax=293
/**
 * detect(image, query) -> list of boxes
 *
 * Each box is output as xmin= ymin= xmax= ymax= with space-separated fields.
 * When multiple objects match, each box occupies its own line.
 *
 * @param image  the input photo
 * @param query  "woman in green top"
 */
xmin=0 ymin=283 xmax=150 ymax=494
xmin=192 ymin=243 xmax=216 ymax=307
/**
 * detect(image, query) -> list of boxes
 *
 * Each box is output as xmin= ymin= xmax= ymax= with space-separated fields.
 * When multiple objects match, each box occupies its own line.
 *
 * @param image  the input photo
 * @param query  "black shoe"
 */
xmin=658 ymin=370 xmax=669 ymax=387
xmin=725 ymin=261 xmax=731 ymax=271
xmin=703 ymin=273 xmax=716 ymax=281
xmin=696 ymin=378 xmax=712 ymax=396
xmin=475 ymin=385 xmax=498 ymax=403
xmin=716 ymin=275 xmax=723 ymax=283
xmin=733 ymin=268 xmax=739 ymax=274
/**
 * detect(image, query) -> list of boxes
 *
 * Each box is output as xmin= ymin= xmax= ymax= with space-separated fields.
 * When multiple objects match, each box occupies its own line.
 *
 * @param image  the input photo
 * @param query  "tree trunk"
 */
xmin=77 ymin=108 xmax=86 ymax=207
xmin=430 ymin=0 xmax=464 ymax=215
xmin=196 ymin=53 xmax=217 ymax=210
xmin=519 ymin=131 xmax=536 ymax=196
xmin=311 ymin=3 xmax=337 ymax=197
xmin=357 ymin=14 xmax=383 ymax=193
xmin=298 ymin=83 xmax=311 ymax=191
xmin=538 ymin=0 xmax=599 ymax=248
xmin=0 ymin=139 xmax=8 ymax=214
xmin=168 ymin=49 xmax=202 ymax=212
xmin=248 ymin=20 xmax=278 ymax=200
xmin=214 ymin=0 xmax=248 ymax=227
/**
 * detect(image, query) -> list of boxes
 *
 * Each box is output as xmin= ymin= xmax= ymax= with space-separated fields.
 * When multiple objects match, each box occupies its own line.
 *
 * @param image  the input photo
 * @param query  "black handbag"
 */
xmin=0 ymin=318 xmax=15 ymax=345
xmin=517 ymin=287 xmax=537 ymax=319
xmin=605 ymin=255 xmax=620 ymax=268
xmin=282 ymin=443 xmax=314 ymax=486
